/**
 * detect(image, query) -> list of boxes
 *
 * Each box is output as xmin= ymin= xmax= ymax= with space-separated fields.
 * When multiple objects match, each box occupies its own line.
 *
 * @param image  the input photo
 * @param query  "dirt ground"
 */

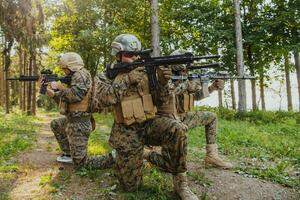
xmin=3 ymin=114 xmax=300 ymax=200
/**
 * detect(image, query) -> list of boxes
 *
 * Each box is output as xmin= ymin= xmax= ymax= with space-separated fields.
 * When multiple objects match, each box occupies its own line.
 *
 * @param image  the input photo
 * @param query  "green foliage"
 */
xmin=0 ymin=112 xmax=37 ymax=199
xmin=188 ymin=172 xmax=212 ymax=187
xmin=218 ymin=119 xmax=300 ymax=190
xmin=195 ymin=106 xmax=297 ymax=124
xmin=93 ymin=110 xmax=300 ymax=194
xmin=0 ymin=112 xmax=37 ymax=168
xmin=37 ymin=95 xmax=58 ymax=111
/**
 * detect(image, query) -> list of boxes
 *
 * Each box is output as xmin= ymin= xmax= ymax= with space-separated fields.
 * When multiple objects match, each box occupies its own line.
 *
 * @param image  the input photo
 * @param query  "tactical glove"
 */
xmin=157 ymin=66 xmax=172 ymax=85
xmin=210 ymin=80 xmax=224 ymax=91
xmin=128 ymin=67 xmax=144 ymax=85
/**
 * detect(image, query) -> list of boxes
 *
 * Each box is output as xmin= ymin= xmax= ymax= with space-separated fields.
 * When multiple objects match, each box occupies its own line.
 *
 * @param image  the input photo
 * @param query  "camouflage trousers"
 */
xmin=179 ymin=111 xmax=217 ymax=144
xmin=50 ymin=116 xmax=114 ymax=169
xmin=109 ymin=115 xmax=188 ymax=192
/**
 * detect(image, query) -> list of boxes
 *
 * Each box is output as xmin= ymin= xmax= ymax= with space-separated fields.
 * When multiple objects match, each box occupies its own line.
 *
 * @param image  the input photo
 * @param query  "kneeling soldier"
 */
xmin=171 ymin=49 xmax=233 ymax=169
xmin=95 ymin=34 xmax=198 ymax=200
xmin=44 ymin=52 xmax=114 ymax=169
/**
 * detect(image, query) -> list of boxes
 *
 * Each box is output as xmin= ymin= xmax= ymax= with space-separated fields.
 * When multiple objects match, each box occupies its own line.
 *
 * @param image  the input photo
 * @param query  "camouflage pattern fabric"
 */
xmin=173 ymin=79 xmax=219 ymax=144
xmin=109 ymin=116 xmax=187 ymax=191
xmin=51 ymin=68 xmax=115 ymax=169
xmin=179 ymin=111 xmax=217 ymax=144
xmin=174 ymin=79 xmax=217 ymax=101
xmin=94 ymin=67 xmax=183 ymax=192
xmin=93 ymin=67 xmax=171 ymax=109
xmin=50 ymin=116 xmax=115 ymax=169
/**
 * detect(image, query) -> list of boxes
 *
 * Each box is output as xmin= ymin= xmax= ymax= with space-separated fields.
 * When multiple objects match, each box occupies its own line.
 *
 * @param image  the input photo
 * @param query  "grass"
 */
xmin=190 ymin=107 xmax=300 ymax=191
xmin=90 ymin=110 xmax=300 ymax=195
xmin=0 ymin=111 xmax=38 ymax=199
xmin=1 ymin=108 xmax=299 ymax=199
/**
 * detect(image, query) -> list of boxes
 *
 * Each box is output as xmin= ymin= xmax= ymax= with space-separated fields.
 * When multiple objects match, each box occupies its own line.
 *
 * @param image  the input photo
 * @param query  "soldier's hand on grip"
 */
xmin=157 ymin=66 xmax=172 ymax=85
xmin=128 ymin=67 xmax=144 ymax=84
xmin=51 ymin=81 xmax=65 ymax=91
xmin=211 ymin=80 xmax=224 ymax=90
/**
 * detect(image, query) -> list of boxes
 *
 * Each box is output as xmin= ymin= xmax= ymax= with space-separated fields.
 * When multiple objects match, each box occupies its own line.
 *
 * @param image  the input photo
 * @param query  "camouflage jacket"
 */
xmin=173 ymin=79 xmax=217 ymax=101
xmin=95 ymin=67 xmax=171 ymax=107
xmin=53 ymin=68 xmax=92 ymax=118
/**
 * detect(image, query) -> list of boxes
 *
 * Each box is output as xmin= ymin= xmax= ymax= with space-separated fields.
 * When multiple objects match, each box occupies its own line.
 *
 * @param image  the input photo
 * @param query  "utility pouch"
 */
xmin=142 ymin=94 xmax=156 ymax=119
xmin=59 ymin=99 xmax=67 ymax=115
xmin=183 ymin=94 xmax=189 ymax=112
xmin=189 ymin=94 xmax=194 ymax=111
xmin=121 ymin=99 xmax=135 ymax=125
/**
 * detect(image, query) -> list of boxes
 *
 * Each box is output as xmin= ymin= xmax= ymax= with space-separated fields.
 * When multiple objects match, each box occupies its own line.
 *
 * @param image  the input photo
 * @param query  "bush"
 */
xmin=37 ymin=95 xmax=58 ymax=111
xmin=194 ymin=106 xmax=297 ymax=124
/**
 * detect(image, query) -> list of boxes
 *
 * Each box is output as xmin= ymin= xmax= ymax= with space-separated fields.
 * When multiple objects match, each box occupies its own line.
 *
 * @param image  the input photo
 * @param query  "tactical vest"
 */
xmin=112 ymin=72 xmax=156 ymax=126
xmin=59 ymin=70 xmax=91 ymax=114
xmin=177 ymin=93 xmax=194 ymax=114
xmin=156 ymin=93 xmax=178 ymax=116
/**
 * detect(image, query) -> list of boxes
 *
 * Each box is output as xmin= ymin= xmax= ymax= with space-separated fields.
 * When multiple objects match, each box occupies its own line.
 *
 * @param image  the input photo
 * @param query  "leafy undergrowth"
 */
xmin=2 ymin=108 xmax=299 ymax=199
xmin=0 ymin=111 xmax=38 ymax=199
xmin=191 ymin=107 xmax=300 ymax=191
xmin=89 ymin=109 xmax=300 ymax=197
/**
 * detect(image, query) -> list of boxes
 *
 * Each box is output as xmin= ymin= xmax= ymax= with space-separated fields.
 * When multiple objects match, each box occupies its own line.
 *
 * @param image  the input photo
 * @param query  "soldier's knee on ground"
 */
xmin=72 ymin=156 xmax=86 ymax=169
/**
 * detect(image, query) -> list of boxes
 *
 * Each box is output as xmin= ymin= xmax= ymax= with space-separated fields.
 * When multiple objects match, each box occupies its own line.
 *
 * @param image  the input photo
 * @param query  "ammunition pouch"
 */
xmin=59 ymin=90 xmax=90 ymax=114
xmin=113 ymin=94 xmax=156 ymax=126
xmin=68 ymin=95 xmax=90 ymax=112
xmin=157 ymin=93 xmax=177 ymax=115
xmin=177 ymin=93 xmax=194 ymax=114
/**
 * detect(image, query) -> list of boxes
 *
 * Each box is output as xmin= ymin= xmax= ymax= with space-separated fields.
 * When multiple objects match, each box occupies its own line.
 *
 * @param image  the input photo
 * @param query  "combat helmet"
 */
xmin=111 ymin=34 xmax=142 ymax=56
xmin=59 ymin=52 xmax=84 ymax=72
xmin=170 ymin=49 xmax=189 ymax=72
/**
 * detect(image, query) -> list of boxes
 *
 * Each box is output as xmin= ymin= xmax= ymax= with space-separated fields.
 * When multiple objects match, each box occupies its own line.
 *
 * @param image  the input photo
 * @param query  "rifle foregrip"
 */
xmin=40 ymin=85 xmax=47 ymax=95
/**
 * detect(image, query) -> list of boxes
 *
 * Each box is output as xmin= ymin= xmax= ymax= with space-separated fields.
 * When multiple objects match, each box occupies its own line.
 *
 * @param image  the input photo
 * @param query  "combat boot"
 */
xmin=204 ymin=144 xmax=233 ymax=169
xmin=173 ymin=172 xmax=199 ymax=200
xmin=143 ymin=147 xmax=152 ymax=160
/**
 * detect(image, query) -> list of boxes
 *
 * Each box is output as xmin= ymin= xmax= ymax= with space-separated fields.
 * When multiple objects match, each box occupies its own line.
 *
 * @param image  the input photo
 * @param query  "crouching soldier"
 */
xmin=171 ymin=49 xmax=233 ymax=169
xmin=43 ymin=52 xmax=114 ymax=169
xmin=95 ymin=34 xmax=198 ymax=200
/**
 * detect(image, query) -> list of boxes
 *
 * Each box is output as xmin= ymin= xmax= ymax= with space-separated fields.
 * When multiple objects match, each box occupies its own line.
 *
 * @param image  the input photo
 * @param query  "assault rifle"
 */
xmin=7 ymin=69 xmax=71 ymax=94
xmin=106 ymin=51 xmax=220 ymax=92
xmin=171 ymin=71 xmax=255 ymax=97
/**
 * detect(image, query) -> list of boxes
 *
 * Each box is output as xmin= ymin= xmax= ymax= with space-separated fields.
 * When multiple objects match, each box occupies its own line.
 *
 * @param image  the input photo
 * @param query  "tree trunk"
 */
xmin=0 ymin=53 xmax=3 ymax=107
xmin=3 ymin=39 xmax=13 ymax=114
xmin=18 ymin=48 xmax=23 ymax=110
xmin=234 ymin=0 xmax=247 ymax=112
xmin=230 ymin=80 xmax=236 ymax=110
xmin=27 ymin=54 xmax=32 ymax=115
xmin=22 ymin=51 xmax=27 ymax=112
xmin=150 ymin=0 xmax=160 ymax=56
xmin=251 ymin=79 xmax=257 ymax=110
xmin=294 ymin=52 xmax=300 ymax=111
xmin=218 ymin=90 xmax=223 ymax=108
xmin=31 ymin=52 xmax=37 ymax=115
xmin=247 ymin=45 xmax=257 ymax=111
xmin=284 ymin=53 xmax=293 ymax=111
xmin=259 ymin=72 xmax=266 ymax=110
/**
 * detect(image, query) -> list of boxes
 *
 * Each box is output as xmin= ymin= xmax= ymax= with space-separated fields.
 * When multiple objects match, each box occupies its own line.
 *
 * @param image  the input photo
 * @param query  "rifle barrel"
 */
xmin=194 ymin=55 xmax=220 ymax=60
xmin=188 ymin=63 xmax=221 ymax=70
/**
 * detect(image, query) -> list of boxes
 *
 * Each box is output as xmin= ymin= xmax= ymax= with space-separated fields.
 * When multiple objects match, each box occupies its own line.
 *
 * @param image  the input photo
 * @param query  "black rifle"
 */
xmin=7 ymin=69 xmax=71 ymax=94
xmin=186 ymin=63 xmax=222 ymax=70
xmin=106 ymin=52 xmax=220 ymax=91
xmin=172 ymin=71 xmax=255 ymax=97
xmin=171 ymin=72 xmax=255 ymax=81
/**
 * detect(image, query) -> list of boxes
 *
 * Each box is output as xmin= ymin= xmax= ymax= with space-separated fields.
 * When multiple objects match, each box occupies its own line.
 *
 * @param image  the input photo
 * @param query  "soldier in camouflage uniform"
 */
xmin=170 ymin=49 xmax=233 ymax=169
xmin=95 ymin=34 xmax=198 ymax=200
xmin=44 ymin=52 xmax=114 ymax=169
